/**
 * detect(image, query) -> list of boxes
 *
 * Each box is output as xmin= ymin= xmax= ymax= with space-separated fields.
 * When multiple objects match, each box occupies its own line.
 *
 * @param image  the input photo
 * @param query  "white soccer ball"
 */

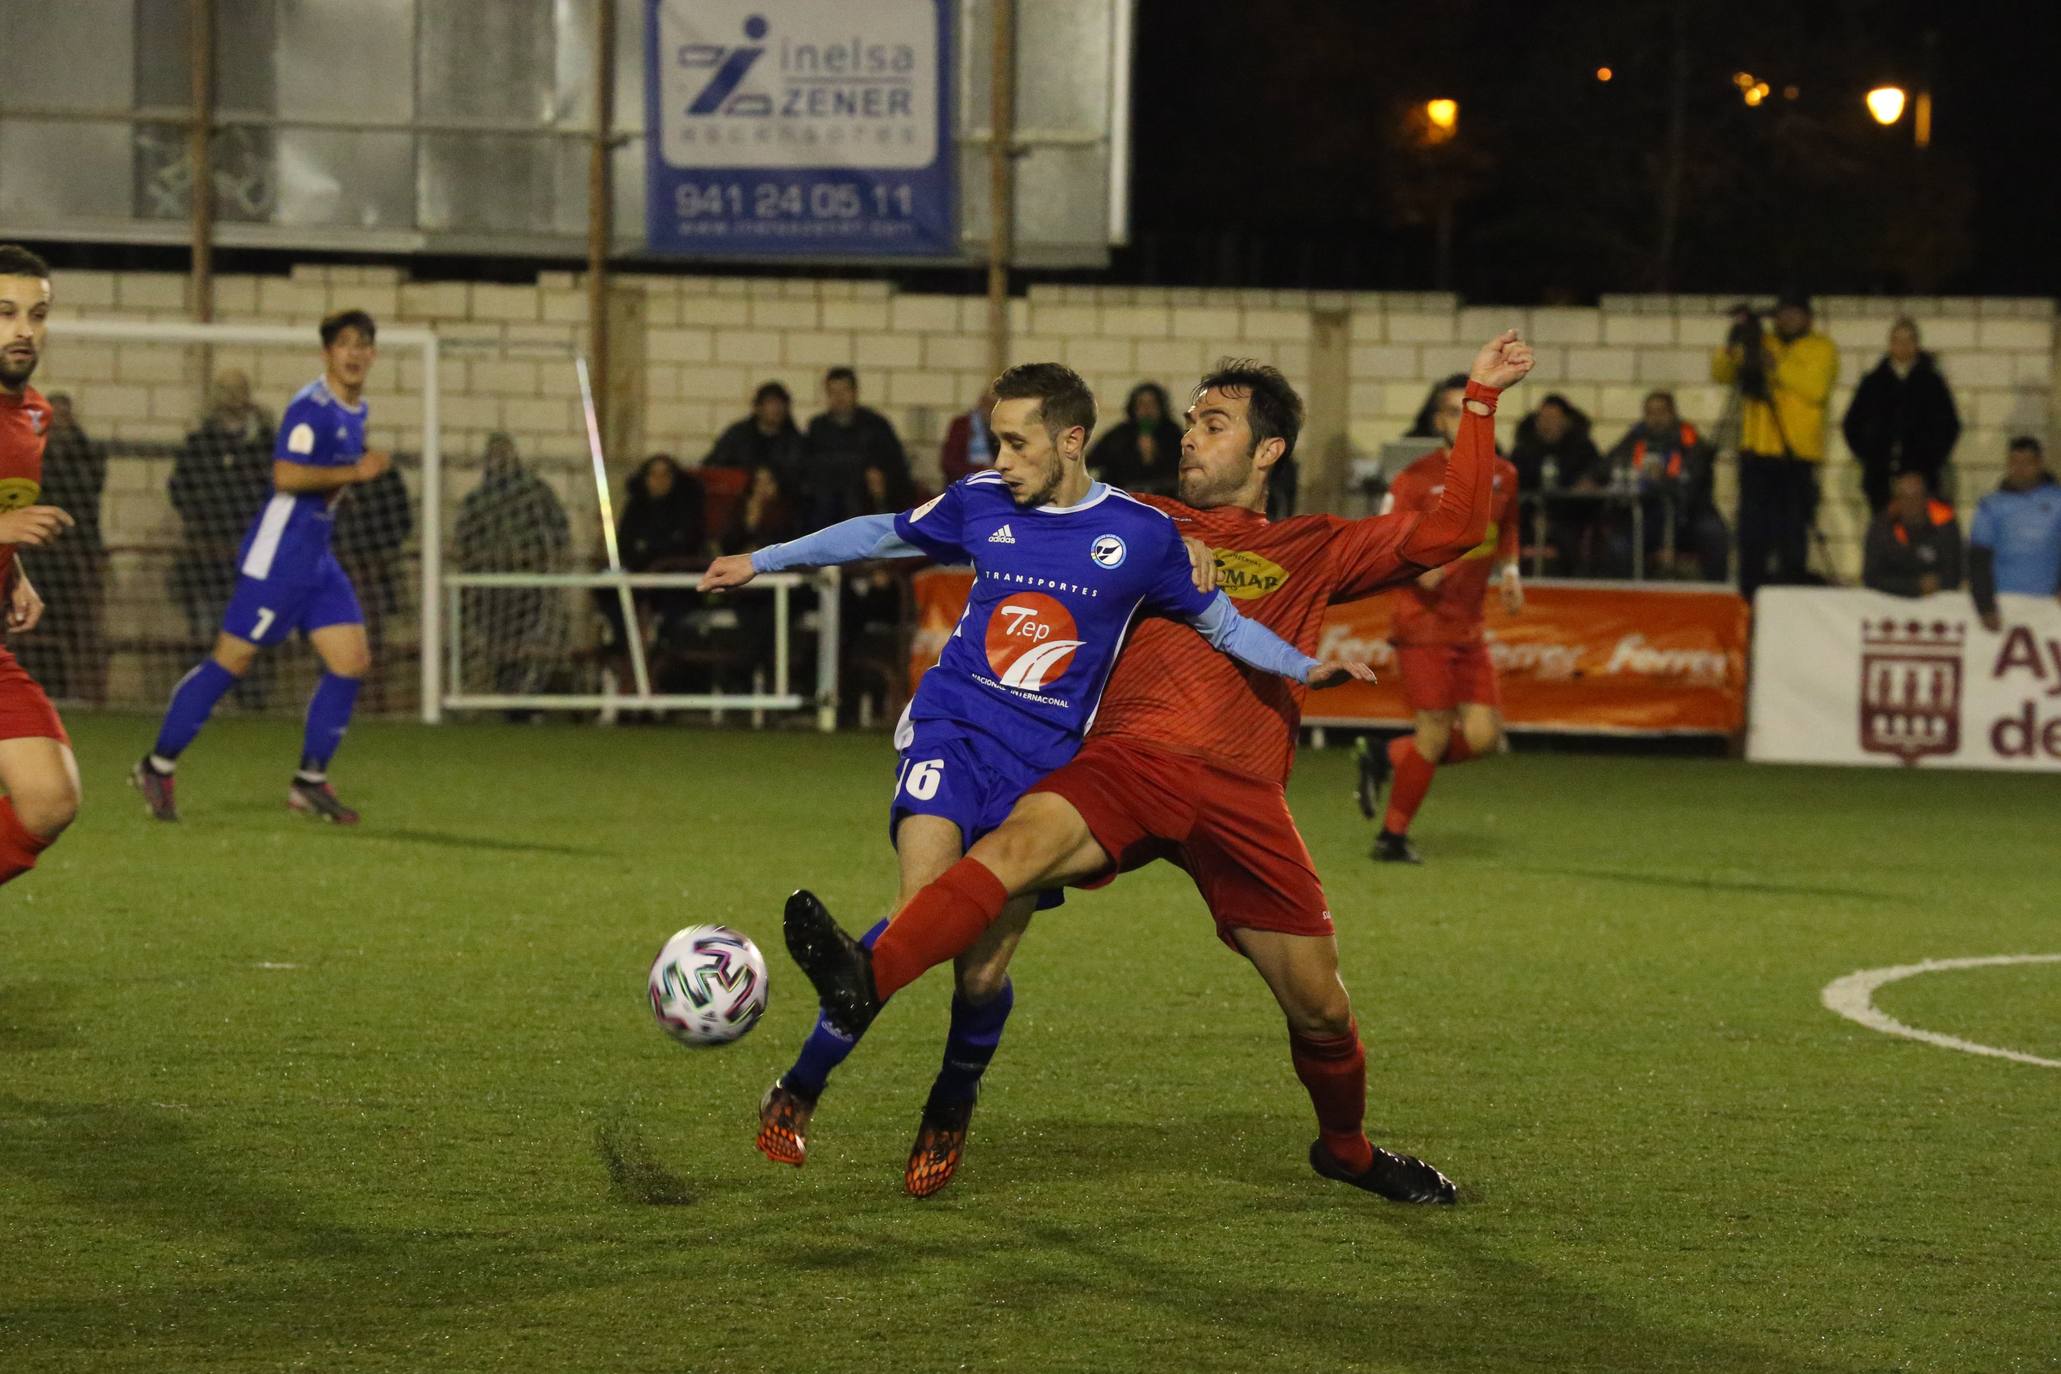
xmin=647 ymin=925 xmax=769 ymax=1047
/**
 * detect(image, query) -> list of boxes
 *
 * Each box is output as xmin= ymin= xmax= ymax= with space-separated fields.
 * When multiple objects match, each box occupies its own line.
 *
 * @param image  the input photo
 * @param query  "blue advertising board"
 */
xmin=645 ymin=0 xmax=955 ymax=257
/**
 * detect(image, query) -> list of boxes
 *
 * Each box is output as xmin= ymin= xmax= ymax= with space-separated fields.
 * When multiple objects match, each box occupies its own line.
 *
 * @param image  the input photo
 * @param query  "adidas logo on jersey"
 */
xmin=987 ymin=524 xmax=1017 ymax=544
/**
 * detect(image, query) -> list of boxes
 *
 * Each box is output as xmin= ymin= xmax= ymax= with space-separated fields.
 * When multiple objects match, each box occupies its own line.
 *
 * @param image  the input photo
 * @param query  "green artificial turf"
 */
xmin=2 ymin=715 xmax=2056 ymax=1372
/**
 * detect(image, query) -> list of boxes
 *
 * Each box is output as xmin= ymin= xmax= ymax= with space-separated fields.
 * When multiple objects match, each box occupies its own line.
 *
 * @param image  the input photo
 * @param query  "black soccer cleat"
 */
xmin=130 ymin=758 xmax=179 ymax=822
xmin=287 ymin=777 xmax=360 ymax=825
xmin=783 ymin=889 xmax=880 ymax=1038
xmin=1353 ymin=735 xmax=1391 ymax=821
xmin=905 ymin=1093 xmax=977 ymax=1199
xmin=1309 ymin=1140 xmax=1458 ymax=1205
xmin=1371 ymin=829 xmax=1421 ymax=864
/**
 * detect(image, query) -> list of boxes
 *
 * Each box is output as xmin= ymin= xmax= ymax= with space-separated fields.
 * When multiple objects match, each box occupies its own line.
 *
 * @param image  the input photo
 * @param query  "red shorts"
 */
xmin=1394 ymin=640 xmax=1500 ymax=713
xmin=0 ymin=649 xmax=68 ymax=744
xmin=1029 ymin=736 xmax=1333 ymax=952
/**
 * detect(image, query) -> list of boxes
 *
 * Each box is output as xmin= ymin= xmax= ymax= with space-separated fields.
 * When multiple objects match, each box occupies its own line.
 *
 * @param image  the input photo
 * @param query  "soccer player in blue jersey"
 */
xmin=698 ymin=362 xmax=1370 ymax=1188
xmin=131 ymin=310 xmax=391 ymax=824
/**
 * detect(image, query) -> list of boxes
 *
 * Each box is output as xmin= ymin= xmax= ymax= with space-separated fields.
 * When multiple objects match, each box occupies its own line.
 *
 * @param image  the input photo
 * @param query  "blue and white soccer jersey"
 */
xmin=885 ymin=472 xmax=1215 ymax=849
xmin=224 ymin=378 xmax=367 ymax=645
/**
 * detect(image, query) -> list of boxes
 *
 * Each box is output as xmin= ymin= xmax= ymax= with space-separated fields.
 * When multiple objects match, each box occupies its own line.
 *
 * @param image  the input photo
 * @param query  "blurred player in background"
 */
xmin=1356 ymin=371 xmax=1524 ymax=864
xmin=782 ymin=330 xmax=1533 ymax=1203
xmin=0 ymin=244 xmax=82 ymax=893
xmin=132 ymin=310 xmax=391 ymax=824
xmin=700 ymin=362 xmax=1369 ymax=1187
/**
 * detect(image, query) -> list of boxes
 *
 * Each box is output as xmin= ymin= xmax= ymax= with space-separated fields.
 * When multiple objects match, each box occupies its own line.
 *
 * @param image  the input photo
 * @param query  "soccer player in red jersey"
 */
xmin=783 ymin=329 xmax=1534 ymax=1203
xmin=1360 ymin=372 xmax=1524 ymax=863
xmin=0 ymin=244 xmax=83 ymax=893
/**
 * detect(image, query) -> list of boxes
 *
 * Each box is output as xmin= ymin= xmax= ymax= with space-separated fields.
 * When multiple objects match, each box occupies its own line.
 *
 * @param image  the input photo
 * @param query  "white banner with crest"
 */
xmin=1749 ymin=587 xmax=2061 ymax=771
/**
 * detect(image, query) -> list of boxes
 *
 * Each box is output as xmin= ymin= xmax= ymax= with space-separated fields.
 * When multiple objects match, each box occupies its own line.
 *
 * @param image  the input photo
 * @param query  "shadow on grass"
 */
xmin=594 ymin=1114 xmax=695 ymax=1205
xmin=0 ymin=980 xmax=76 ymax=1050
xmin=1509 ymin=863 xmax=1912 ymax=905
xmin=201 ymin=804 xmax=604 ymax=857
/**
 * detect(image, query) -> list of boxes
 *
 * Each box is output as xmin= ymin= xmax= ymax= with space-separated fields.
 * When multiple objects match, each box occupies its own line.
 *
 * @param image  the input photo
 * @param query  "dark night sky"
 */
xmin=1119 ymin=0 xmax=2060 ymax=301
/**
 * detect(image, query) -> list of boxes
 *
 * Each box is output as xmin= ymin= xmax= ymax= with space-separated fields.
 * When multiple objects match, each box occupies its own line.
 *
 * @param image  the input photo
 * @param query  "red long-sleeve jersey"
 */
xmin=0 ymin=383 xmax=51 ymax=588
xmin=1088 ymin=382 xmax=1503 ymax=782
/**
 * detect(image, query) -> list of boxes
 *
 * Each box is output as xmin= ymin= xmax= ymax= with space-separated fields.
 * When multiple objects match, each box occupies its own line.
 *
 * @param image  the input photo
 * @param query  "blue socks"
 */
xmin=783 ymin=918 xmax=889 ymax=1099
xmin=298 ymin=673 xmax=361 ymax=775
xmin=929 ymin=978 xmax=1014 ymax=1107
xmin=152 ymin=660 xmax=240 ymax=762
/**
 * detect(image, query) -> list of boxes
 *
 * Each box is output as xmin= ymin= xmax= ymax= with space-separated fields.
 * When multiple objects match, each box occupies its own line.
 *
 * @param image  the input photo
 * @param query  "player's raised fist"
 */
xmin=0 ymin=504 xmax=74 ymax=547
xmin=699 ymin=553 xmax=757 ymax=592
xmin=1468 ymin=329 xmax=1535 ymax=391
xmin=354 ymin=450 xmax=393 ymax=482
xmin=1306 ymin=659 xmax=1378 ymax=690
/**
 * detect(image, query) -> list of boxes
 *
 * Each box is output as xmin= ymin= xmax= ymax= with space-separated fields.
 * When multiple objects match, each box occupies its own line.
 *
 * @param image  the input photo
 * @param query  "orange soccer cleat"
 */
xmin=756 ymin=1078 xmax=816 ymax=1167
xmin=904 ymin=1094 xmax=976 ymax=1198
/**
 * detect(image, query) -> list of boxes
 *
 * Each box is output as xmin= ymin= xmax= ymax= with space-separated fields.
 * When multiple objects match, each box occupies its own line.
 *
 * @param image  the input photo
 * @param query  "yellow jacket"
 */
xmin=1710 ymin=330 xmax=1839 ymax=461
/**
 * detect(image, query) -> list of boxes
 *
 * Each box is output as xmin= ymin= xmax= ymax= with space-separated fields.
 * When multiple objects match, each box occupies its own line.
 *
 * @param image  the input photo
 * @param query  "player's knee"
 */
xmin=1463 ymin=716 xmax=1502 ymax=755
xmin=325 ymin=645 xmax=371 ymax=679
xmin=1284 ymin=986 xmax=1354 ymax=1039
xmin=973 ymin=813 xmax=1062 ymax=888
xmin=13 ymin=778 xmax=80 ymax=839
xmin=1414 ymin=720 xmax=1452 ymax=760
xmin=210 ymin=639 xmax=256 ymax=676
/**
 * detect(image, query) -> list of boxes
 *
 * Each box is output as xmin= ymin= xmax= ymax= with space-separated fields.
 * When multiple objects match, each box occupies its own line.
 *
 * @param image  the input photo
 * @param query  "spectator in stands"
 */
xmin=703 ymin=380 xmax=805 ymax=489
xmin=1087 ymin=383 xmax=1181 ymax=496
xmin=453 ymin=433 xmax=571 ymax=709
xmin=598 ymin=454 xmax=706 ymax=671
xmin=938 ymin=388 xmax=997 ymax=484
xmin=1863 ymin=471 xmax=1962 ymax=598
xmin=1607 ymin=390 xmax=1731 ymax=582
xmin=170 ymin=370 xmax=276 ymax=706
xmin=718 ymin=463 xmax=803 ymax=697
xmin=1511 ymin=393 xmax=1606 ymax=573
xmin=1970 ymin=436 xmax=2061 ymax=632
xmin=1713 ymin=294 xmax=1839 ymax=598
xmin=1841 ymin=318 xmax=1962 ymax=514
xmin=15 ymin=393 xmax=107 ymax=702
xmin=333 ymin=459 xmax=413 ymax=713
xmin=803 ymin=367 xmax=908 ymax=532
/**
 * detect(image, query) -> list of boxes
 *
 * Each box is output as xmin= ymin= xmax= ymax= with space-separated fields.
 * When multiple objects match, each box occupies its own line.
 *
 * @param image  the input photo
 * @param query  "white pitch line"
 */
xmin=1821 ymin=954 xmax=2061 ymax=1069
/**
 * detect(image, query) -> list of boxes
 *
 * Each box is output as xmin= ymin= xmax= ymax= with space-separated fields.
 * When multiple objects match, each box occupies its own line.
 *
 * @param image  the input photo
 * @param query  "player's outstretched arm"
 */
xmin=1399 ymin=330 xmax=1534 ymax=567
xmin=699 ymin=512 xmax=926 ymax=591
xmin=1186 ymin=591 xmax=1374 ymax=688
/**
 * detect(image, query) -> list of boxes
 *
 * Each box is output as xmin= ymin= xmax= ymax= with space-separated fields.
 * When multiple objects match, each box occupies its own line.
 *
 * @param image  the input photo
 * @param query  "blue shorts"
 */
xmin=222 ymin=554 xmax=363 ymax=647
xmin=890 ymin=724 xmax=1067 ymax=911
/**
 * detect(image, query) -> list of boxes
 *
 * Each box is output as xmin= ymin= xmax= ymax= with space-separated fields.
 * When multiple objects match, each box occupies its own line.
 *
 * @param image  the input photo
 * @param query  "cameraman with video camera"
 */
xmin=1711 ymin=293 xmax=1838 ymax=598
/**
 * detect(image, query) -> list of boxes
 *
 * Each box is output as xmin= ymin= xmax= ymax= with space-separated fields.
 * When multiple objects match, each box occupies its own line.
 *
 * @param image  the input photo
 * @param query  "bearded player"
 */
xmin=782 ymin=330 xmax=1534 ymax=1203
xmin=1358 ymin=372 xmax=1524 ymax=864
xmin=698 ymin=361 xmax=1370 ymax=1187
xmin=0 ymin=244 xmax=83 ymax=893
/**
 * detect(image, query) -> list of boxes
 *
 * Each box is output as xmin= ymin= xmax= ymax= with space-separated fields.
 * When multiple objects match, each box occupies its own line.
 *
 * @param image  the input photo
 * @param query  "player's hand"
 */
xmin=7 ymin=573 xmax=43 ymax=633
xmin=1416 ymin=564 xmax=1448 ymax=591
xmin=1468 ymin=329 xmax=1535 ymax=391
xmin=0 ymin=505 xmax=73 ymax=548
xmin=1980 ymin=609 xmax=2002 ymax=633
xmin=1500 ymin=574 xmax=1524 ymax=615
xmin=1183 ymin=535 xmax=1219 ymax=594
xmin=354 ymin=451 xmax=393 ymax=483
xmin=698 ymin=554 xmax=757 ymax=592
xmin=1306 ymin=660 xmax=1377 ymax=690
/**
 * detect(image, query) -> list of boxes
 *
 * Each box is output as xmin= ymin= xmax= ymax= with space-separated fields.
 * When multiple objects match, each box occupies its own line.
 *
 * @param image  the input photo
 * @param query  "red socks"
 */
xmin=1381 ymin=733 xmax=1480 ymax=836
xmin=870 ymin=856 xmax=1010 ymax=1001
xmin=0 ymin=798 xmax=53 ymax=888
xmin=1290 ymin=1019 xmax=1372 ymax=1174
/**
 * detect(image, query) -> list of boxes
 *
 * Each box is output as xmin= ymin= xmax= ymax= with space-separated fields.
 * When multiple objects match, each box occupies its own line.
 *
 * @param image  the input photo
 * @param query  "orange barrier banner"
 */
xmin=909 ymin=570 xmax=1748 ymax=735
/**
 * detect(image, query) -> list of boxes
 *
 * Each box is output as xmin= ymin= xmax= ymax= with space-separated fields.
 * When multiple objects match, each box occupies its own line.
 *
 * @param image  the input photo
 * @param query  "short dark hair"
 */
xmin=1196 ymin=358 xmax=1304 ymax=458
xmin=992 ymin=362 xmax=1096 ymax=443
xmin=0 ymin=244 xmax=50 ymax=279
xmin=1538 ymin=392 xmax=1573 ymax=414
xmin=320 ymin=308 xmax=376 ymax=346
xmin=824 ymin=366 xmax=857 ymax=388
xmin=753 ymin=380 xmax=790 ymax=406
xmin=1644 ymin=389 xmax=1677 ymax=409
xmin=2009 ymin=435 xmax=2044 ymax=456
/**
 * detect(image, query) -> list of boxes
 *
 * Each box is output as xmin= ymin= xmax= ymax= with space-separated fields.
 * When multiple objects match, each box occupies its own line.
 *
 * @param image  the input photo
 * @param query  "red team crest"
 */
xmin=984 ymin=592 xmax=1083 ymax=691
xmin=1858 ymin=618 xmax=1963 ymax=765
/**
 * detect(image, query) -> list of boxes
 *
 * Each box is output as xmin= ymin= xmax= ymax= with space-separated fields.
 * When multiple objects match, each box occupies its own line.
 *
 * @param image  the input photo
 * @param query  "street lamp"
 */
xmin=1424 ymin=98 xmax=1459 ymax=136
xmin=1866 ymin=85 xmax=1907 ymax=125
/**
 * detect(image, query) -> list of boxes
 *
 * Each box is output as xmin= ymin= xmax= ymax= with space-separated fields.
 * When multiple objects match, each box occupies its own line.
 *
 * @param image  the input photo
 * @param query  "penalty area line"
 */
xmin=1821 ymin=954 xmax=2061 ymax=1069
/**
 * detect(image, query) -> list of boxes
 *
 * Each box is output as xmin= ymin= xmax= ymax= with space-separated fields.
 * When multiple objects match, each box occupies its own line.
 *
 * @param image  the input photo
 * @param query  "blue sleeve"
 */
xmin=892 ymin=479 xmax=981 ymax=561
xmin=749 ymin=514 xmax=923 ymax=573
xmin=1969 ymin=498 xmax=1998 ymax=551
xmin=1139 ymin=517 xmax=1217 ymax=620
xmin=1190 ymin=591 xmax=1323 ymax=685
xmin=275 ymin=399 xmax=344 ymax=467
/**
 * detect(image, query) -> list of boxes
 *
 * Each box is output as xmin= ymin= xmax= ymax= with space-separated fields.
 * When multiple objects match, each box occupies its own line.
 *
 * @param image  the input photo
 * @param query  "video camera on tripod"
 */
xmin=1725 ymin=304 xmax=1772 ymax=401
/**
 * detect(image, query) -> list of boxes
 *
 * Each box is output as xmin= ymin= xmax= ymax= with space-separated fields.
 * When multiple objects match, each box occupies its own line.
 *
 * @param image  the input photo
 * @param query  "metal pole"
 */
xmin=419 ymin=334 xmax=444 ymax=721
xmin=985 ymin=0 xmax=1016 ymax=381
xmin=189 ymin=0 xmax=215 ymax=323
xmin=587 ymin=0 xmax=616 ymax=446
